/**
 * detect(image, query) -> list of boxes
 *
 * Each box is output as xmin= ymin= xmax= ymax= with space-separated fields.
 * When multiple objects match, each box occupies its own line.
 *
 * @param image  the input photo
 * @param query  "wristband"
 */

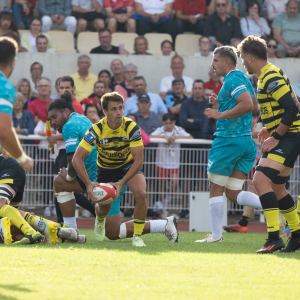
xmin=66 ymin=174 xmax=76 ymax=182
xmin=16 ymin=152 xmax=27 ymax=163
xmin=272 ymin=131 xmax=283 ymax=140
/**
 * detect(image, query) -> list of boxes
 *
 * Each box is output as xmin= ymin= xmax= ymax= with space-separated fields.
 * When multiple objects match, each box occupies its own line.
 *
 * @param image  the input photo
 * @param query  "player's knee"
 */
xmin=57 ymin=192 xmax=74 ymax=203
xmin=134 ymin=189 xmax=147 ymax=202
xmin=105 ymin=228 xmax=120 ymax=240
xmin=254 ymin=166 xmax=280 ymax=188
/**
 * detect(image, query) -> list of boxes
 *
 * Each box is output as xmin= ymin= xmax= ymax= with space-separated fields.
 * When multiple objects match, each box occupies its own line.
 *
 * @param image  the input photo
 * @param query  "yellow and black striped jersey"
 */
xmin=79 ymin=116 xmax=143 ymax=169
xmin=257 ymin=63 xmax=300 ymax=134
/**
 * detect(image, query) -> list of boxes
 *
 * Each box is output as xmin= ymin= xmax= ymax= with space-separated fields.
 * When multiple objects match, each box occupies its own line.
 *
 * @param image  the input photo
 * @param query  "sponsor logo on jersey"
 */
xmin=131 ymin=130 xmax=141 ymax=142
xmin=1 ymin=173 xmax=9 ymax=177
xmin=99 ymin=138 xmax=109 ymax=145
xmin=122 ymin=136 xmax=129 ymax=142
xmin=101 ymin=148 xmax=130 ymax=158
xmin=267 ymin=81 xmax=279 ymax=94
xmin=275 ymin=149 xmax=283 ymax=154
xmin=84 ymin=131 xmax=97 ymax=144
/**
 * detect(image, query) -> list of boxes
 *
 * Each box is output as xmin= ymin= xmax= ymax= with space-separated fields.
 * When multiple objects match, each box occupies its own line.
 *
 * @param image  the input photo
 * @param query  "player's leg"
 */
xmin=0 ymin=217 xmax=13 ymax=244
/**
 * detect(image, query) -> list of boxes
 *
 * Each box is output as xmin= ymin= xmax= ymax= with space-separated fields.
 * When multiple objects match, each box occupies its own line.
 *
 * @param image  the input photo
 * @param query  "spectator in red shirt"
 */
xmin=104 ymin=0 xmax=136 ymax=33
xmin=174 ymin=0 xmax=206 ymax=35
xmin=81 ymin=80 xmax=106 ymax=111
xmin=28 ymin=77 xmax=52 ymax=125
xmin=12 ymin=0 xmax=37 ymax=29
xmin=204 ymin=67 xmax=223 ymax=95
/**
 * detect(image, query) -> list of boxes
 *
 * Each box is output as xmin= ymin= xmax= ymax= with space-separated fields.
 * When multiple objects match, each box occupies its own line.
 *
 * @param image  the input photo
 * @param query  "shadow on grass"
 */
xmin=0 ymin=284 xmax=31 ymax=293
xmin=0 ymin=294 xmax=18 ymax=300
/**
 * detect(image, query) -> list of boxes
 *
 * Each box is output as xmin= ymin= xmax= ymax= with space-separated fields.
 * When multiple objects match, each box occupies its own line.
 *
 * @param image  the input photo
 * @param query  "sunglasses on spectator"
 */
xmin=216 ymin=3 xmax=226 ymax=7
xmin=267 ymin=45 xmax=277 ymax=49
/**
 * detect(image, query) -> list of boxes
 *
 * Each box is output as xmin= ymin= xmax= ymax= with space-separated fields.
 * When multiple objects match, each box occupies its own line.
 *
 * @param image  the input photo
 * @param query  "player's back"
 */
xmin=0 ymin=73 xmax=16 ymax=115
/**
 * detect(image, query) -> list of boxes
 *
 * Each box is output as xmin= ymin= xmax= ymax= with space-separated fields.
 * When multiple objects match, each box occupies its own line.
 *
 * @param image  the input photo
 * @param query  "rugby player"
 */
xmin=196 ymin=46 xmax=262 ymax=243
xmin=238 ymin=35 xmax=300 ymax=253
xmin=73 ymin=92 xmax=178 ymax=247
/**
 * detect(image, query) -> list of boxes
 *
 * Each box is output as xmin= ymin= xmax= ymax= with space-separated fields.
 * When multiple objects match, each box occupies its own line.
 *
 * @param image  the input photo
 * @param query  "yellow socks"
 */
xmin=96 ymin=214 xmax=107 ymax=223
xmin=24 ymin=212 xmax=46 ymax=232
xmin=0 ymin=205 xmax=35 ymax=235
xmin=133 ymin=219 xmax=145 ymax=237
xmin=279 ymin=194 xmax=300 ymax=233
xmin=297 ymin=196 xmax=300 ymax=220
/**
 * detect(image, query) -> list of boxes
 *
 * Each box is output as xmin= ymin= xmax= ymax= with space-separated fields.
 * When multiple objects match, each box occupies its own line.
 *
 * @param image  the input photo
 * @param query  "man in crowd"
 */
xmin=205 ymin=67 xmax=223 ymax=95
xmin=81 ymin=80 xmax=106 ymax=111
xmin=110 ymin=59 xmax=125 ymax=90
xmin=164 ymin=78 xmax=190 ymax=126
xmin=29 ymin=35 xmax=55 ymax=53
xmin=160 ymin=55 xmax=193 ymax=100
xmin=29 ymin=62 xmax=43 ymax=97
xmin=70 ymin=55 xmax=98 ymax=102
xmin=124 ymin=76 xmax=168 ymax=116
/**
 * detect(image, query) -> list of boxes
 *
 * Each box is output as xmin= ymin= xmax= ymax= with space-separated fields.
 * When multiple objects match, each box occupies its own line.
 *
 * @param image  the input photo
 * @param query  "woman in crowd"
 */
xmin=20 ymin=16 xmax=56 ymax=51
xmin=16 ymin=78 xmax=35 ymax=110
xmin=0 ymin=10 xmax=18 ymax=37
xmin=161 ymin=40 xmax=173 ymax=56
xmin=194 ymin=36 xmax=213 ymax=58
xmin=114 ymin=63 xmax=136 ymax=102
xmin=84 ymin=103 xmax=104 ymax=124
xmin=240 ymin=1 xmax=270 ymax=38
xmin=267 ymin=38 xmax=278 ymax=58
xmin=132 ymin=36 xmax=152 ymax=55
xmin=98 ymin=69 xmax=112 ymax=94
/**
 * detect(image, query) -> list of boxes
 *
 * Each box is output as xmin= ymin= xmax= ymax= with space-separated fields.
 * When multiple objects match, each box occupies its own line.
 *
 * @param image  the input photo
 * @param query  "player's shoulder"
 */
xmin=123 ymin=117 xmax=138 ymax=132
xmin=0 ymin=75 xmax=15 ymax=98
xmin=260 ymin=64 xmax=284 ymax=84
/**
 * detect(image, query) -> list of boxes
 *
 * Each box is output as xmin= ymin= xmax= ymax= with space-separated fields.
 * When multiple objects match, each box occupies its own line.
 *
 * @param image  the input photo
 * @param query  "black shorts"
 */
xmin=0 ymin=157 xmax=26 ymax=204
xmin=261 ymin=132 xmax=300 ymax=168
xmin=96 ymin=161 xmax=144 ymax=183
xmin=53 ymin=149 xmax=68 ymax=174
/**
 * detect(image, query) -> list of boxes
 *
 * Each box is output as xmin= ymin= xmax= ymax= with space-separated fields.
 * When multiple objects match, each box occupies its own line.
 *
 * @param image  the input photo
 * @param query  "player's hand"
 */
xmin=109 ymin=181 xmax=123 ymax=199
xmin=47 ymin=134 xmax=57 ymax=144
xmin=87 ymin=182 xmax=99 ymax=202
xmin=257 ymin=127 xmax=271 ymax=143
xmin=58 ymin=167 xmax=68 ymax=181
xmin=20 ymin=156 xmax=34 ymax=172
xmin=205 ymin=108 xmax=223 ymax=120
xmin=261 ymin=137 xmax=279 ymax=153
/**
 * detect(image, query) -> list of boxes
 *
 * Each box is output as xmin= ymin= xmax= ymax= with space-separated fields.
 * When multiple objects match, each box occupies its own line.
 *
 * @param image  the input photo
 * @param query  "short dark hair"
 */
xmin=161 ymin=40 xmax=173 ymax=50
xmin=99 ymin=28 xmax=111 ymax=35
xmin=237 ymin=35 xmax=267 ymax=61
xmin=193 ymin=79 xmax=205 ymax=88
xmin=60 ymin=76 xmax=75 ymax=87
xmin=134 ymin=36 xmax=148 ymax=52
xmin=213 ymin=46 xmax=238 ymax=66
xmin=162 ymin=113 xmax=176 ymax=122
xmin=29 ymin=16 xmax=42 ymax=26
xmin=98 ymin=69 xmax=111 ymax=79
xmin=133 ymin=76 xmax=146 ymax=84
xmin=30 ymin=61 xmax=43 ymax=72
xmin=94 ymin=80 xmax=105 ymax=89
xmin=101 ymin=92 xmax=124 ymax=110
xmin=85 ymin=103 xmax=101 ymax=118
xmin=246 ymin=0 xmax=260 ymax=14
xmin=48 ymin=91 xmax=75 ymax=113
xmin=199 ymin=36 xmax=211 ymax=44
xmin=0 ymin=37 xmax=18 ymax=67
xmin=36 ymin=34 xmax=48 ymax=43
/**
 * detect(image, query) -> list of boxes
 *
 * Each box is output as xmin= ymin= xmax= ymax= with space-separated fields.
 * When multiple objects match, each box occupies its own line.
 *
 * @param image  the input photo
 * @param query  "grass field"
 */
xmin=1 ymin=231 xmax=300 ymax=300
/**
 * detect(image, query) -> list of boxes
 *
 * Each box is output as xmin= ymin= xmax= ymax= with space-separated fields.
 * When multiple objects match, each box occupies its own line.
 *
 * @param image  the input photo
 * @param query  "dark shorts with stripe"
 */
xmin=0 ymin=157 xmax=26 ymax=204
xmin=53 ymin=149 xmax=68 ymax=174
xmin=261 ymin=132 xmax=300 ymax=168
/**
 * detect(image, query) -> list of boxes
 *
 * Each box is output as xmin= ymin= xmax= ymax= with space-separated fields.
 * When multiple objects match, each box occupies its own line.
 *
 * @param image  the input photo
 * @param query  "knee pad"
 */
xmin=57 ymin=192 xmax=75 ymax=204
xmin=119 ymin=223 xmax=127 ymax=239
xmin=225 ymin=177 xmax=245 ymax=190
xmin=255 ymin=166 xmax=280 ymax=181
xmin=272 ymin=176 xmax=288 ymax=185
xmin=207 ymin=172 xmax=229 ymax=187
xmin=0 ymin=184 xmax=14 ymax=204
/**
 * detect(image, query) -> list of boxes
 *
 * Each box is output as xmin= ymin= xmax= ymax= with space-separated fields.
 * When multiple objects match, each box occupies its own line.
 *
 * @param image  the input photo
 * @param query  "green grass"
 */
xmin=1 ymin=231 xmax=300 ymax=300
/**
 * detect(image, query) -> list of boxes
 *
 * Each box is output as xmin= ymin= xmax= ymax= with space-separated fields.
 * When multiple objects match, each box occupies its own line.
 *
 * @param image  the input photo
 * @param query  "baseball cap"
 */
xmin=138 ymin=94 xmax=150 ymax=102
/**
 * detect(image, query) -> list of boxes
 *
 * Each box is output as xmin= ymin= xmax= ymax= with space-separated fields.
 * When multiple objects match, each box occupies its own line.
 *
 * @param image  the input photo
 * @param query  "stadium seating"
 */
xmin=144 ymin=33 xmax=172 ymax=55
xmin=47 ymin=31 xmax=76 ymax=53
xmin=111 ymin=32 xmax=138 ymax=54
xmin=175 ymin=34 xmax=201 ymax=56
xmin=77 ymin=32 xmax=99 ymax=53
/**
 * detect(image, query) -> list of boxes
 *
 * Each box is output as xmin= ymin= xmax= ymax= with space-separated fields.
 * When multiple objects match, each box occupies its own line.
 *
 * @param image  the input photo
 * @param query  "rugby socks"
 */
xmin=23 ymin=212 xmax=46 ymax=232
xmin=149 ymin=220 xmax=167 ymax=233
xmin=96 ymin=214 xmax=107 ymax=223
xmin=133 ymin=219 xmax=145 ymax=236
xmin=0 ymin=205 xmax=36 ymax=235
xmin=237 ymin=191 xmax=262 ymax=209
xmin=260 ymin=192 xmax=280 ymax=239
xmin=63 ymin=217 xmax=77 ymax=229
xmin=209 ymin=196 xmax=224 ymax=240
xmin=297 ymin=196 xmax=300 ymax=221
xmin=75 ymin=192 xmax=96 ymax=217
xmin=279 ymin=194 xmax=300 ymax=237
xmin=238 ymin=215 xmax=251 ymax=227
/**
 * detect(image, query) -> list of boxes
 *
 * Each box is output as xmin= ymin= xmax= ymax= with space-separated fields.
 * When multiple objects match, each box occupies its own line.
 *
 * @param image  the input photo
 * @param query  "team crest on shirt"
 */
xmin=267 ymin=81 xmax=279 ymax=94
xmin=99 ymin=138 xmax=108 ymax=145
xmin=113 ymin=139 xmax=119 ymax=148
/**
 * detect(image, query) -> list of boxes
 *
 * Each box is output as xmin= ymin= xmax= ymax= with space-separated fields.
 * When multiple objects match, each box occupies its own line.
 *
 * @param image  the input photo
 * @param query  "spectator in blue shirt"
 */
xmin=124 ymin=76 xmax=168 ymax=116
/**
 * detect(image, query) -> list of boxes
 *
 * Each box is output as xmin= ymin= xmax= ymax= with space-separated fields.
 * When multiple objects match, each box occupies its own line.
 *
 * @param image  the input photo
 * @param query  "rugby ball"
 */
xmin=93 ymin=183 xmax=116 ymax=204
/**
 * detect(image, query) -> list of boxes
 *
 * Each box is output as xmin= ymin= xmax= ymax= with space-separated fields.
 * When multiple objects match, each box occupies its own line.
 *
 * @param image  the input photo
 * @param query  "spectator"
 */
xmin=249 ymin=74 xmax=258 ymax=97
xmin=266 ymin=0 xmax=286 ymax=22
xmin=127 ymin=113 xmax=150 ymax=146
xmin=233 ymin=0 xmax=267 ymax=19
xmin=72 ymin=0 xmax=105 ymax=35
xmin=204 ymin=87 xmax=214 ymax=99
xmin=133 ymin=0 xmax=177 ymax=42
xmin=272 ymin=0 xmax=300 ymax=58
xmin=114 ymin=63 xmax=136 ymax=102
xmin=58 ymin=76 xmax=84 ymax=115
xmin=194 ymin=36 xmax=213 ymax=57
xmin=50 ymin=77 xmax=62 ymax=99
xmin=267 ymin=38 xmax=278 ymax=58
xmin=29 ymin=62 xmax=43 ymax=97
xmin=29 ymin=34 xmax=56 ymax=53
xmin=109 ymin=58 xmax=125 ymax=90
xmin=0 ymin=10 xmax=18 ymax=37
xmin=20 ymin=17 xmax=56 ymax=52
xmin=164 ymin=78 xmax=190 ymax=125
xmin=124 ymin=76 xmax=168 ymax=116
xmin=205 ymin=67 xmax=223 ymax=95
xmin=203 ymin=0 xmax=242 ymax=50
xmin=104 ymin=0 xmax=136 ymax=33
xmin=11 ymin=0 xmax=37 ymax=29
xmin=16 ymin=78 xmax=35 ymax=110
xmin=38 ymin=0 xmax=77 ymax=35
xmin=207 ymin=0 xmax=232 ymax=16
xmin=85 ymin=103 xmax=103 ymax=123
xmin=159 ymin=55 xmax=193 ymax=100
xmin=27 ymin=77 xmax=52 ymax=125
xmin=13 ymin=92 xmax=34 ymax=136
xmin=132 ymin=36 xmax=152 ymax=55
xmin=81 ymin=80 xmax=106 ymax=112
xmin=161 ymin=40 xmax=173 ymax=55
xmin=174 ymin=0 xmax=206 ymax=35
xmin=90 ymin=28 xmax=128 ymax=54
xmin=70 ymin=55 xmax=98 ymax=101
xmin=98 ymin=69 xmax=112 ymax=93
xmin=240 ymin=1 xmax=270 ymax=38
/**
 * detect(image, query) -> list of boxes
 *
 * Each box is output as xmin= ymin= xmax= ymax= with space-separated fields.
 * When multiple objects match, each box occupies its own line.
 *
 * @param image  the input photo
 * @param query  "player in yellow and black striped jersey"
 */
xmin=238 ymin=35 xmax=300 ymax=253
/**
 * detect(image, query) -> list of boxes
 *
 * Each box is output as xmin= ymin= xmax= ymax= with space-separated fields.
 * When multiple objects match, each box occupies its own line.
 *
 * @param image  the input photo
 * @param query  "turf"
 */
xmin=1 ymin=231 xmax=300 ymax=300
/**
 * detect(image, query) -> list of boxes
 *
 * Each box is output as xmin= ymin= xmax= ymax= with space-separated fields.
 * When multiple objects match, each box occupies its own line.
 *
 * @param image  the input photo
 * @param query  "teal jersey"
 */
xmin=0 ymin=72 xmax=16 ymax=115
xmin=215 ymin=70 xmax=254 ymax=137
xmin=62 ymin=113 xmax=97 ymax=177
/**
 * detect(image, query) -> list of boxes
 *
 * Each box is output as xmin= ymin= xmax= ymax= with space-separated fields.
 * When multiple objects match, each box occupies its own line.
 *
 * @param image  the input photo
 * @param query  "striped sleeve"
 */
xmin=228 ymin=77 xmax=249 ymax=101
xmin=0 ymin=97 xmax=13 ymax=115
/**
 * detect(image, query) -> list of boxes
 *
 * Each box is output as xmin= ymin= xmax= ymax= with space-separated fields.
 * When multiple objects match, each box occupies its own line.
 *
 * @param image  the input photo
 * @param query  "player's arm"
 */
xmin=66 ymin=153 xmax=77 ymax=178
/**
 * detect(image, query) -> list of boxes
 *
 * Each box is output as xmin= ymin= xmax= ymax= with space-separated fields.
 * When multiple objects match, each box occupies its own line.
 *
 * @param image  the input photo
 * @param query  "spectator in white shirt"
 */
xmin=159 ymin=55 xmax=193 ymax=100
xmin=29 ymin=35 xmax=56 ymax=53
xmin=194 ymin=36 xmax=214 ymax=58
xmin=266 ymin=0 xmax=287 ymax=22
